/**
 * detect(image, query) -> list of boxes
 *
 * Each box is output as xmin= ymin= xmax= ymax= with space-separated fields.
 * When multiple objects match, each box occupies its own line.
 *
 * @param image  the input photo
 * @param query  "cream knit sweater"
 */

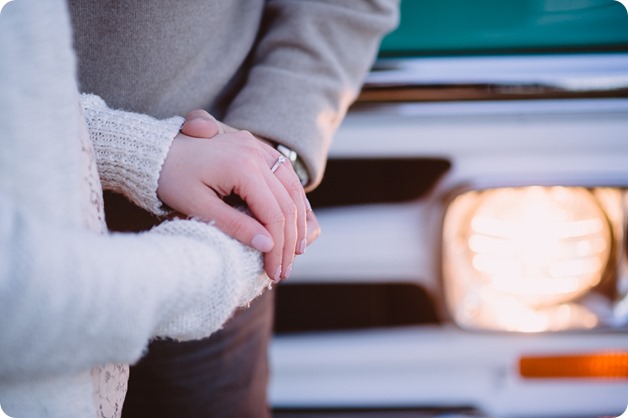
xmin=0 ymin=1 xmax=269 ymax=417
xmin=80 ymin=93 xmax=180 ymax=217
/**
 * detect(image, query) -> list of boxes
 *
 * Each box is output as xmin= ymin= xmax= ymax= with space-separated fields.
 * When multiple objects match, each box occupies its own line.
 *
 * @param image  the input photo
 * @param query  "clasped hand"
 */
xmin=157 ymin=110 xmax=320 ymax=283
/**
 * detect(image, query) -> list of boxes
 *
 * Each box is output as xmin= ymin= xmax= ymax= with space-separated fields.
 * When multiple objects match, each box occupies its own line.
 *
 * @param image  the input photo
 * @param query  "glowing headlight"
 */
xmin=443 ymin=186 xmax=615 ymax=332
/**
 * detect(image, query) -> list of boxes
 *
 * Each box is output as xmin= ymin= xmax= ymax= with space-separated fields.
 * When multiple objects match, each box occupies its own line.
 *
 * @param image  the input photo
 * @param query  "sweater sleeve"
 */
xmin=0 ymin=0 xmax=270 ymax=384
xmin=80 ymin=93 xmax=181 ymax=215
xmin=0 ymin=201 xmax=269 ymax=381
xmin=222 ymin=0 xmax=399 ymax=190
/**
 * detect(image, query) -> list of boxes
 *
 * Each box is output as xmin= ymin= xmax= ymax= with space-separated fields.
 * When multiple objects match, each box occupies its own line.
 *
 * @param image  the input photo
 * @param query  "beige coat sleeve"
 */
xmin=223 ymin=0 xmax=400 ymax=190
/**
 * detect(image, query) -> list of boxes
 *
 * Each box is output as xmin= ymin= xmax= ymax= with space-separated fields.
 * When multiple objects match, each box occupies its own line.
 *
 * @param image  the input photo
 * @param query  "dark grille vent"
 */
xmin=274 ymin=283 xmax=439 ymax=334
xmin=307 ymin=158 xmax=450 ymax=208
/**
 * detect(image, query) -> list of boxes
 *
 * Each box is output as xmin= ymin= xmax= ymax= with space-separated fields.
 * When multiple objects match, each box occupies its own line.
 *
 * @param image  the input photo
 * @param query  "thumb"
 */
xmin=181 ymin=109 xmax=221 ymax=138
xmin=195 ymin=198 xmax=275 ymax=254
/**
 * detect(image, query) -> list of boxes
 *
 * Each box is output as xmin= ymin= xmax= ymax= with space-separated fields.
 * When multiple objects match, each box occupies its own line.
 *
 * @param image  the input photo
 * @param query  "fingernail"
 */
xmin=283 ymin=263 xmax=293 ymax=279
xmin=298 ymin=238 xmax=307 ymax=255
xmin=251 ymin=234 xmax=273 ymax=252
xmin=273 ymin=266 xmax=282 ymax=283
xmin=305 ymin=198 xmax=312 ymax=213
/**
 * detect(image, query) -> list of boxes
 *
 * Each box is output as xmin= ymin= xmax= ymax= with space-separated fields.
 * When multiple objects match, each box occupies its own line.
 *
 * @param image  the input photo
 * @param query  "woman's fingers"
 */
xmin=187 ymin=186 xmax=275 ymax=253
xmin=258 ymin=140 xmax=309 ymax=255
xmin=271 ymin=157 xmax=308 ymax=256
xmin=162 ymin=116 xmax=312 ymax=281
xmin=181 ymin=112 xmax=309 ymax=261
xmin=305 ymin=209 xmax=320 ymax=246
xmin=213 ymin=132 xmax=308 ymax=282
xmin=257 ymin=160 xmax=299 ymax=282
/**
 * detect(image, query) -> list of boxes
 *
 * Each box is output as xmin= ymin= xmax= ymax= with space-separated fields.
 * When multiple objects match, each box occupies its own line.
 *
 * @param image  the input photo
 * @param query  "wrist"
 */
xmin=273 ymin=143 xmax=310 ymax=186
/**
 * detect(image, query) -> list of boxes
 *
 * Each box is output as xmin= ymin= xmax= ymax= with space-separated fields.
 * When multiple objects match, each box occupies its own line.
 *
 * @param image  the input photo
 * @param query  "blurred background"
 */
xmin=271 ymin=1 xmax=628 ymax=417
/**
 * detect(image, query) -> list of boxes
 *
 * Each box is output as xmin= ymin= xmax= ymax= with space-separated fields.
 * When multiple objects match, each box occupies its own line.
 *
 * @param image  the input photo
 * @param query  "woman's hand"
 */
xmin=158 ymin=110 xmax=319 ymax=282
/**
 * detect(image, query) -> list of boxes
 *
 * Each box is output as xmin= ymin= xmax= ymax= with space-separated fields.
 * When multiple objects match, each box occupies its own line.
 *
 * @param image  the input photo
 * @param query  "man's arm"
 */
xmin=223 ymin=0 xmax=400 ymax=190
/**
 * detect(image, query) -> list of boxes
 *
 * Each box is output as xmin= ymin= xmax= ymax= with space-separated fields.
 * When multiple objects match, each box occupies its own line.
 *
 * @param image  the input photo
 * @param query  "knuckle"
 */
xmin=234 ymin=130 xmax=257 ymax=142
xmin=284 ymin=176 xmax=304 ymax=197
xmin=233 ymin=152 xmax=260 ymax=171
xmin=265 ymin=209 xmax=286 ymax=228
xmin=282 ymin=200 xmax=297 ymax=220
xmin=222 ymin=216 xmax=249 ymax=239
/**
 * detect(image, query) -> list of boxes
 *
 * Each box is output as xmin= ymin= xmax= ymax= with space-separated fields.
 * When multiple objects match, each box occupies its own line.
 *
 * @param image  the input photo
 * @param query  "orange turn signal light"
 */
xmin=519 ymin=351 xmax=628 ymax=379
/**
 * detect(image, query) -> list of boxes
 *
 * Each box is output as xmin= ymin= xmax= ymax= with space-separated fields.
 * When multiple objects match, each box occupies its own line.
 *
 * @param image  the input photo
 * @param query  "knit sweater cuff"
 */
xmin=80 ymin=94 xmax=183 ymax=215
xmin=148 ymin=219 xmax=270 ymax=341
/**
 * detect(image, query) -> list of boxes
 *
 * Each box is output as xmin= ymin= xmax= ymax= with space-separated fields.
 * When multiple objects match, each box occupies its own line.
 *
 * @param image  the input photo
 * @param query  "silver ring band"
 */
xmin=270 ymin=155 xmax=287 ymax=173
